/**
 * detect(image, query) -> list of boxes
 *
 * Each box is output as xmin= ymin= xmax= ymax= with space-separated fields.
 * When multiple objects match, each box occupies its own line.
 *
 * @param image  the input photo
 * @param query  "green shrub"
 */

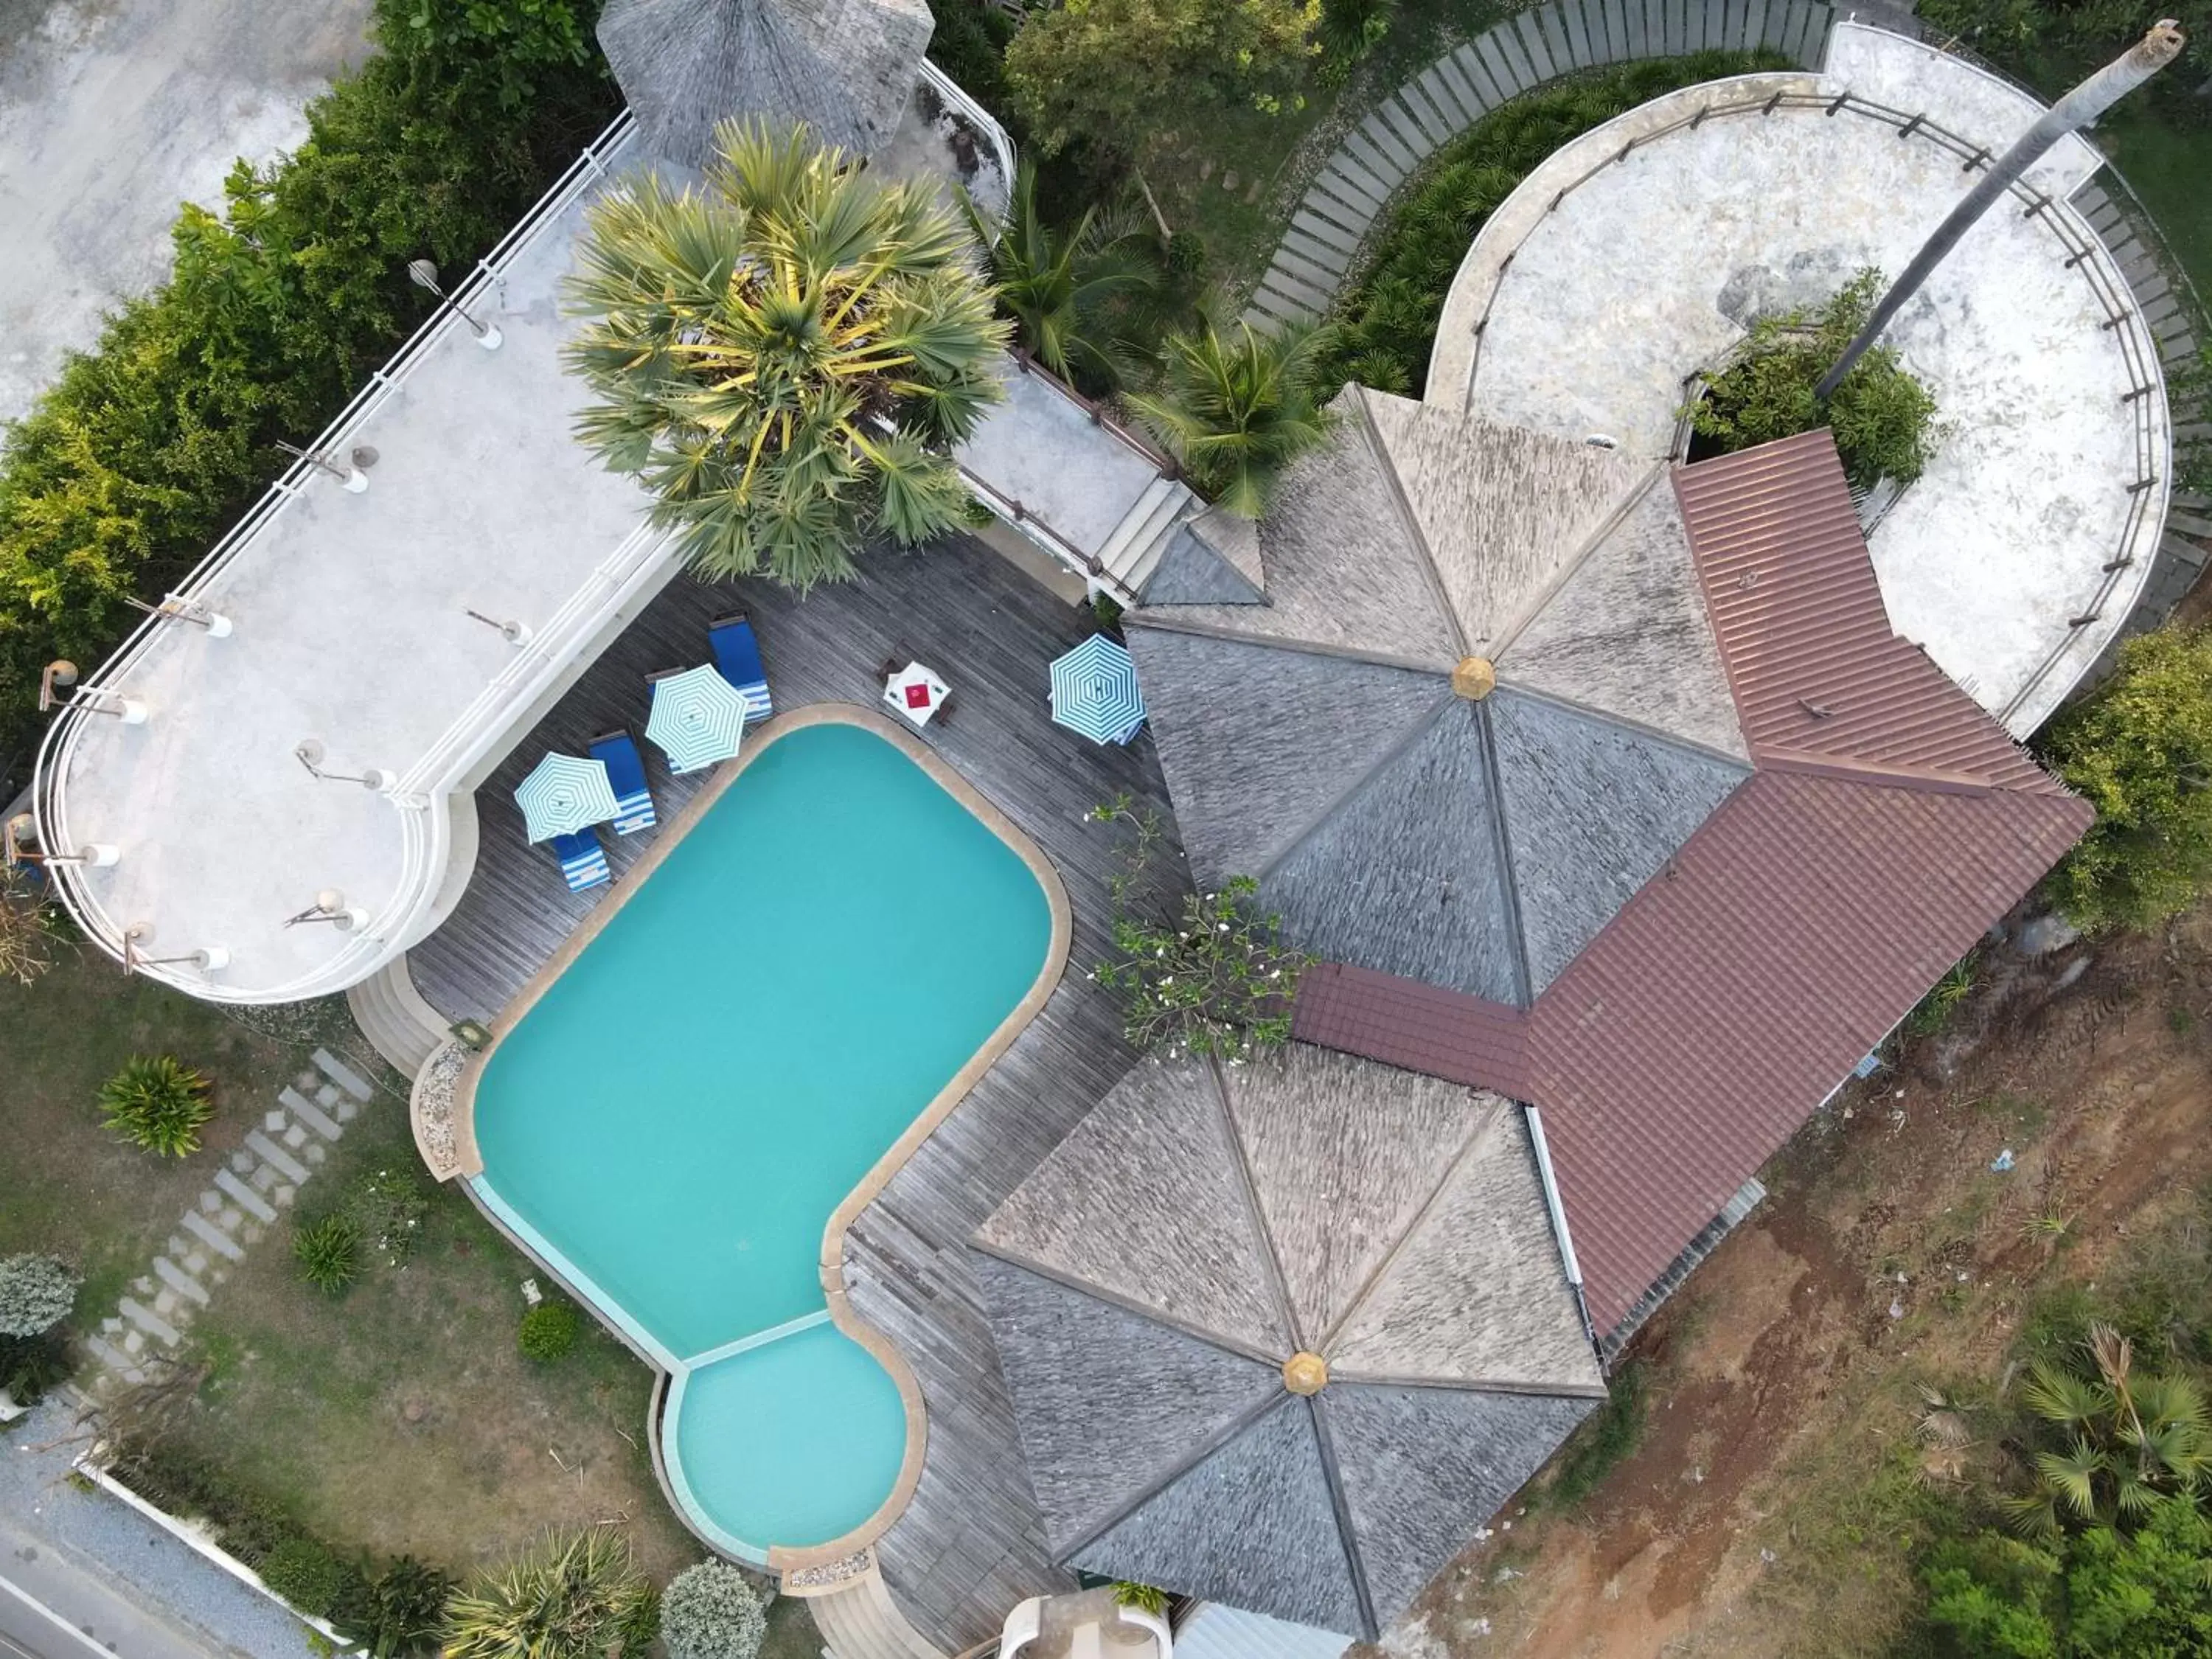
xmin=2039 ymin=625 xmax=2212 ymax=933
xmin=443 ymin=1528 xmax=658 ymax=1659
xmin=293 ymin=1214 xmax=362 ymax=1297
xmin=659 ymin=1561 xmax=770 ymax=1659
xmin=1688 ymin=268 xmax=1942 ymax=491
xmin=97 ymin=1057 xmax=215 ymax=1158
xmin=1315 ymin=0 xmax=1394 ymax=73
xmin=1110 ymin=1581 xmax=1170 ymax=1616
xmin=1546 ymin=1358 xmax=1649 ymax=1509
xmin=331 ymin=1554 xmax=455 ymax=1658
xmin=107 ymin=1441 xmax=288 ymax=1565
xmin=1315 ymin=53 xmax=1784 ymax=400
xmin=1905 ymin=954 xmax=1979 ymax=1037
xmin=1164 ymin=229 xmax=1207 ymax=277
xmin=0 ymin=6 xmax=616 ymax=779
xmin=519 ymin=1301 xmax=581 ymax=1363
xmin=348 ymin=1164 xmax=429 ymax=1268
xmin=0 ymin=1328 xmax=74 ymax=1404
xmin=259 ymin=1535 xmax=358 ymax=1618
xmin=0 ymin=1253 xmax=79 ymax=1337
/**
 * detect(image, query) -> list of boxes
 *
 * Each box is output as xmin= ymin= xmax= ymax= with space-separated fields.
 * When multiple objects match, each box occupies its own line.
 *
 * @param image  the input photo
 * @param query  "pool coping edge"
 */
xmin=441 ymin=701 xmax=1073 ymax=1579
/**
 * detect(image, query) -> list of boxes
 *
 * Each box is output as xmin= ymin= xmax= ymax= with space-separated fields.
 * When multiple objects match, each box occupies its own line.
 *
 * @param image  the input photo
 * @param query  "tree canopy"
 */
xmin=563 ymin=120 xmax=1010 ymax=591
xmin=1004 ymin=0 xmax=1319 ymax=159
xmin=2039 ymin=625 xmax=2212 ymax=933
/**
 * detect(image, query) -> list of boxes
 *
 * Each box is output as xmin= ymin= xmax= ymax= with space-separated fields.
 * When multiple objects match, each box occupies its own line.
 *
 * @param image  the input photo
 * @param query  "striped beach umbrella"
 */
xmin=1049 ymin=634 xmax=1144 ymax=745
xmin=646 ymin=664 xmax=748 ymax=773
xmin=514 ymin=752 xmax=619 ymax=843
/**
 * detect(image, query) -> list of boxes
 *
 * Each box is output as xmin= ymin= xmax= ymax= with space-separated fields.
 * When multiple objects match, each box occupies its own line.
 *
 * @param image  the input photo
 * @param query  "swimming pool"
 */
xmin=465 ymin=713 xmax=1061 ymax=1562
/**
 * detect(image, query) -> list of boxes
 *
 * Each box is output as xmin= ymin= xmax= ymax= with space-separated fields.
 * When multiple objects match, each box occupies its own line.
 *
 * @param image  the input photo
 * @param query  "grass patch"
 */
xmin=167 ymin=1099 xmax=697 ymax=1579
xmin=1545 ymin=1357 xmax=1649 ymax=1509
xmin=1314 ymin=51 xmax=1787 ymax=397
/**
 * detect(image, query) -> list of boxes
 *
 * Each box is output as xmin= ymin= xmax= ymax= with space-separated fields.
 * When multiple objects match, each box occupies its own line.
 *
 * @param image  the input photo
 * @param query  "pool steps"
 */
xmin=801 ymin=1562 xmax=950 ymax=1659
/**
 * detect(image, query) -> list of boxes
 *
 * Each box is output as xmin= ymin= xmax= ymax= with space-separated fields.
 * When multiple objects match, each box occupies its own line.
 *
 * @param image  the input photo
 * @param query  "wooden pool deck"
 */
xmin=406 ymin=531 xmax=1186 ymax=1653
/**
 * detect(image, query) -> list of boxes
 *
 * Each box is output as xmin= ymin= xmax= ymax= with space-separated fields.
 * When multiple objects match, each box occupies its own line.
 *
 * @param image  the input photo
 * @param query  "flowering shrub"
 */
xmin=1090 ymin=796 xmax=1311 ymax=1059
xmin=658 ymin=1560 xmax=768 ymax=1659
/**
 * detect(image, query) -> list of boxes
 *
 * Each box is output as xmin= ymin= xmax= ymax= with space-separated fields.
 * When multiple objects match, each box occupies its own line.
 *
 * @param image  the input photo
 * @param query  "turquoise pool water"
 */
xmin=470 ymin=720 xmax=1054 ymax=1559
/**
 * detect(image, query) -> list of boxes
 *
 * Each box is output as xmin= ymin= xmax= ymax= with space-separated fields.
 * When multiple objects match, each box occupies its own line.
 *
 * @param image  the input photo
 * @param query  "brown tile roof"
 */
xmin=1292 ymin=963 xmax=1531 ymax=1100
xmin=1290 ymin=431 xmax=2093 ymax=1339
xmin=1527 ymin=770 xmax=2090 ymax=1332
xmin=1673 ymin=431 xmax=2064 ymax=796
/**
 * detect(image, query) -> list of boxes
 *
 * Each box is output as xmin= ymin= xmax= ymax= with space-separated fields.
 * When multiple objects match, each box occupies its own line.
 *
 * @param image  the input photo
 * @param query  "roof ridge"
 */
xmin=1491 ymin=677 xmax=1756 ymax=774
xmin=964 ymin=1234 xmax=1286 ymax=1367
xmin=1324 ymin=1371 xmax=1611 ymax=1400
xmin=1053 ymin=1390 xmax=1301 ymax=1562
xmin=1310 ymin=1094 xmax=1508 ymax=1356
xmin=1206 ymin=1052 xmax=1306 ymax=1352
xmin=1349 ymin=385 xmax=1472 ymax=661
xmin=1123 ymin=610 xmax=1457 ymax=678
xmin=1486 ymin=462 xmax=1669 ymax=661
xmin=1253 ymin=694 xmax=1461 ymax=886
xmin=1304 ymin=1394 xmax=1382 ymax=1641
xmin=1472 ymin=700 xmax=1537 ymax=1007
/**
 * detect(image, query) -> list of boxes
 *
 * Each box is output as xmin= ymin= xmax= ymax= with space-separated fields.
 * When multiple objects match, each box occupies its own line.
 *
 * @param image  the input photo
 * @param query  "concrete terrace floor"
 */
xmin=0 ymin=0 xmax=372 ymax=422
xmin=406 ymin=531 xmax=1189 ymax=1651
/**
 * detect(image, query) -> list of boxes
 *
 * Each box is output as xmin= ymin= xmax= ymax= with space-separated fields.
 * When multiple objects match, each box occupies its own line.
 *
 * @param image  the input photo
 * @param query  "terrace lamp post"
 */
xmin=125 ymin=594 xmax=234 ymax=637
xmin=38 ymin=660 xmax=146 ymax=725
xmin=295 ymin=740 xmax=397 ymax=791
xmin=4 ymin=813 xmax=119 ymax=869
xmin=1815 ymin=18 xmax=2188 ymax=400
xmin=275 ymin=439 xmax=371 ymax=494
xmin=120 ymin=923 xmax=230 ymax=975
xmin=408 ymin=258 xmax=504 ymax=351
xmin=283 ymin=889 xmax=372 ymax=932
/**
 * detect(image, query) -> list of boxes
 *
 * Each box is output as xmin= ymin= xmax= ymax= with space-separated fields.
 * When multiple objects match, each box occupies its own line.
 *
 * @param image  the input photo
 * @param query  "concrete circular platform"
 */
xmin=1429 ymin=23 xmax=2174 ymax=737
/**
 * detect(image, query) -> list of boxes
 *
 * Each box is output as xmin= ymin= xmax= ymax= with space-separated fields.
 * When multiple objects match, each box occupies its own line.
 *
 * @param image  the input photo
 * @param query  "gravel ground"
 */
xmin=1 ymin=1397 xmax=319 ymax=1658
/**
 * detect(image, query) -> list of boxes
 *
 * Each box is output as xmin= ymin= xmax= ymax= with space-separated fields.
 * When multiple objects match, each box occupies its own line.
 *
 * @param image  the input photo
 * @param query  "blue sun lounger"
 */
xmin=708 ymin=612 xmax=773 ymax=723
xmin=549 ymin=827 xmax=610 ymax=892
xmin=588 ymin=729 xmax=656 ymax=835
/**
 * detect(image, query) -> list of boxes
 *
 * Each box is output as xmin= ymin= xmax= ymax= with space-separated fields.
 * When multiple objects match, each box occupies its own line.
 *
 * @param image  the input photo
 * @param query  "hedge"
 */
xmin=0 ymin=0 xmax=618 ymax=793
xmin=1311 ymin=52 xmax=1786 ymax=401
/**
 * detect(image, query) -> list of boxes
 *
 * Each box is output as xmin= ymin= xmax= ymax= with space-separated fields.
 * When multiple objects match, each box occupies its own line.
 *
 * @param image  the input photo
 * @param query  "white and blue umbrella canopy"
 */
xmin=514 ymin=752 xmax=619 ymax=843
xmin=1049 ymin=634 xmax=1145 ymax=745
xmin=647 ymin=665 xmax=748 ymax=773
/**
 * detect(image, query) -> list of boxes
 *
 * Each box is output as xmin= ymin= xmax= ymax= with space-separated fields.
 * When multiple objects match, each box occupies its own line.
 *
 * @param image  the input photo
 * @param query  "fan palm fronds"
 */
xmin=1128 ymin=321 xmax=1333 ymax=518
xmin=442 ymin=1527 xmax=658 ymax=1659
xmin=961 ymin=164 xmax=1159 ymax=392
xmin=563 ymin=119 xmax=1011 ymax=591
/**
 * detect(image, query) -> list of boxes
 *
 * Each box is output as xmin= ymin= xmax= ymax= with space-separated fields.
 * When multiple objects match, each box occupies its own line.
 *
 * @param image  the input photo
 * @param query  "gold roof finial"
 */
xmin=1282 ymin=1352 xmax=1329 ymax=1395
xmin=1451 ymin=657 xmax=1497 ymax=700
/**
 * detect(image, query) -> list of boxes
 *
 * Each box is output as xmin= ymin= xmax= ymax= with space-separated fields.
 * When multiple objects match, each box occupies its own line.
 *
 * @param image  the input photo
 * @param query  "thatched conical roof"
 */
xmin=599 ymin=0 xmax=933 ymax=169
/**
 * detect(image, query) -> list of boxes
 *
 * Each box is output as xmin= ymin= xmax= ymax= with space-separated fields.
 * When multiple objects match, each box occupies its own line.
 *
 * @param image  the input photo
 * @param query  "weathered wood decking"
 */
xmin=407 ymin=532 xmax=1185 ymax=1652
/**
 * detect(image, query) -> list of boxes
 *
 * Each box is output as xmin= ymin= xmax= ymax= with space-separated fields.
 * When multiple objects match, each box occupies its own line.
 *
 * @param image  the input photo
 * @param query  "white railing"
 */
xmin=32 ymin=111 xmax=646 ymax=1001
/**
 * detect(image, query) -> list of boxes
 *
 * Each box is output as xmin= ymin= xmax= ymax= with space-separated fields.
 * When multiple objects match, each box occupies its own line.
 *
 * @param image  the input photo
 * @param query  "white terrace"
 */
xmin=29 ymin=102 xmax=1176 ymax=1005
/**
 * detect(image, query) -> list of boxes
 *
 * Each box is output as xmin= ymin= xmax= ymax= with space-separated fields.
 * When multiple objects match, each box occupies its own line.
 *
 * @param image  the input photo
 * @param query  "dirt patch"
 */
xmin=1372 ymin=917 xmax=2212 ymax=1658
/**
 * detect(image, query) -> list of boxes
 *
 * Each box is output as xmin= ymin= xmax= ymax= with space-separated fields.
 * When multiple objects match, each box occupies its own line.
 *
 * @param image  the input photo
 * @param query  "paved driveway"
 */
xmin=0 ymin=0 xmax=372 ymax=422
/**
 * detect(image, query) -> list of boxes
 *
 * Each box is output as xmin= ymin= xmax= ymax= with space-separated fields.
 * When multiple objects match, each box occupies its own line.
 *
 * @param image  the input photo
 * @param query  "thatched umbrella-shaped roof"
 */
xmin=598 ymin=0 xmax=933 ymax=169
xmin=1128 ymin=383 xmax=1755 ymax=1007
xmin=973 ymin=1046 xmax=1604 ymax=1638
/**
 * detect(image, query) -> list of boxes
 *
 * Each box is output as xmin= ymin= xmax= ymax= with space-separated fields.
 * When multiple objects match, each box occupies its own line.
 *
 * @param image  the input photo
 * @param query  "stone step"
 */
xmin=1095 ymin=476 xmax=1181 ymax=586
xmin=181 ymin=1210 xmax=245 ymax=1262
xmin=246 ymin=1130 xmax=310 ymax=1185
xmin=152 ymin=1257 xmax=210 ymax=1307
xmin=1271 ymin=244 xmax=1345 ymax=293
xmin=807 ymin=1572 xmax=946 ymax=1659
xmin=213 ymin=1167 xmax=277 ymax=1225
xmin=280 ymin=1085 xmax=344 ymax=1142
xmin=1283 ymin=229 xmax=1354 ymax=279
xmin=119 ymin=1298 xmax=181 ymax=1347
xmin=1290 ymin=209 xmax=1363 ymax=256
xmin=313 ymin=1046 xmax=375 ymax=1102
xmin=347 ymin=957 xmax=447 ymax=1078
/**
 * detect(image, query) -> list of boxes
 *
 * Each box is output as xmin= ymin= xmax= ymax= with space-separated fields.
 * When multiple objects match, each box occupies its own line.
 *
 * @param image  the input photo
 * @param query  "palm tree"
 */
xmin=959 ymin=163 xmax=1158 ymax=391
xmin=1128 ymin=321 xmax=1332 ymax=518
xmin=563 ymin=119 xmax=1012 ymax=591
xmin=2002 ymin=1323 xmax=2212 ymax=1539
xmin=442 ymin=1528 xmax=658 ymax=1659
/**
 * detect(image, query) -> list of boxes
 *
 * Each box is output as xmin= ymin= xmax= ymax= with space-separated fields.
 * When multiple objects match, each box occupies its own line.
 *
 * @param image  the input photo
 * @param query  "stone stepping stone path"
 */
xmin=86 ymin=1048 xmax=377 ymax=1386
xmin=1243 ymin=0 xmax=1841 ymax=333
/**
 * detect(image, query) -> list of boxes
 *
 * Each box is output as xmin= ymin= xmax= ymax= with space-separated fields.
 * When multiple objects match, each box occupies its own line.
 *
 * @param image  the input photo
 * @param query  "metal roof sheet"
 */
xmin=1672 ymin=431 xmax=2065 ymax=796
